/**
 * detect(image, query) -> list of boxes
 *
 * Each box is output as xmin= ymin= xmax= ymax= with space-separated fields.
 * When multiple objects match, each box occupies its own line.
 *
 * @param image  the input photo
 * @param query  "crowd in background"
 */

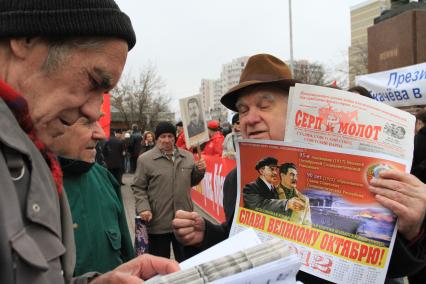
xmin=98 ymin=115 xmax=242 ymax=184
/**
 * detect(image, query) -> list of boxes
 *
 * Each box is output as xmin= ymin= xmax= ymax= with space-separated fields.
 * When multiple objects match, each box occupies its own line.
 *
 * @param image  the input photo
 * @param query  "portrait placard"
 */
xmin=179 ymin=95 xmax=209 ymax=147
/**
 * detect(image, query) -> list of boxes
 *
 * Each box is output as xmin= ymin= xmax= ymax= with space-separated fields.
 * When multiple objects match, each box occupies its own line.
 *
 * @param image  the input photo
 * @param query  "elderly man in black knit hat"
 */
xmin=0 ymin=1 xmax=179 ymax=283
xmin=132 ymin=121 xmax=206 ymax=262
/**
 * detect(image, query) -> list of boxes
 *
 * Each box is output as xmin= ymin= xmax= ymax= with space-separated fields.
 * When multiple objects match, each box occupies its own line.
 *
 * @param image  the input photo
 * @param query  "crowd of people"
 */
xmin=100 ymin=115 xmax=238 ymax=186
xmin=1 ymin=1 xmax=426 ymax=284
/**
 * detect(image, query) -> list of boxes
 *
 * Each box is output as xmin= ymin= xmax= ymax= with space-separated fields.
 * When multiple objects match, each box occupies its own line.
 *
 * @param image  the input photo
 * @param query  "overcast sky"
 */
xmin=115 ymin=0 xmax=366 ymax=112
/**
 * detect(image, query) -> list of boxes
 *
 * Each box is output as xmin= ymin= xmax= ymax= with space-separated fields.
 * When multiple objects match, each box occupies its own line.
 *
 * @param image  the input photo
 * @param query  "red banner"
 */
xmin=99 ymin=93 xmax=111 ymax=138
xmin=191 ymin=155 xmax=236 ymax=222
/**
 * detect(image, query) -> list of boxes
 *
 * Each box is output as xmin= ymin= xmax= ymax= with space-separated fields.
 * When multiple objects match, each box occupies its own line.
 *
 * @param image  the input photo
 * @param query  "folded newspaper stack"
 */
xmin=146 ymin=238 xmax=299 ymax=284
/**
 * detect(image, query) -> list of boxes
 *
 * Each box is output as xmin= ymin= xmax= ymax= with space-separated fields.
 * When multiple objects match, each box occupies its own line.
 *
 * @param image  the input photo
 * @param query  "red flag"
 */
xmin=99 ymin=93 xmax=111 ymax=139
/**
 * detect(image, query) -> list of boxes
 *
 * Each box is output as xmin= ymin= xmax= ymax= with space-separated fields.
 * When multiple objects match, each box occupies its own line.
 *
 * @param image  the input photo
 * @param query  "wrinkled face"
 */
xmin=14 ymin=38 xmax=128 ymax=148
xmin=281 ymin=168 xmax=298 ymax=189
xmin=157 ymin=133 xmax=175 ymax=152
xmin=260 ymin=165 xmax=278 ymax=184
xmin=51 ymin=117 xmax=106 ymax=163
xmin=188 ymin=101 xmax=200 ymax=123
xmin=236 ymin=86 xmax=288 ymax=141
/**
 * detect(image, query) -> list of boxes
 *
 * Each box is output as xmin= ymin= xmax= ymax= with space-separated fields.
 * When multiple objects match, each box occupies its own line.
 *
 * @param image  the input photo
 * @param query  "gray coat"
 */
xmin=0 ymin=98 xmax=96 ymax=283
xmin=132 ymin=146 xmax=205 ymax=234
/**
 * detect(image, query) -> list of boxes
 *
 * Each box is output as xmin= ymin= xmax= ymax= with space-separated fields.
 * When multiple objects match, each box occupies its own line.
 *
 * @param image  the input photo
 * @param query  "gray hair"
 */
xmin=43 ymin=37 xmax=106 ymax=72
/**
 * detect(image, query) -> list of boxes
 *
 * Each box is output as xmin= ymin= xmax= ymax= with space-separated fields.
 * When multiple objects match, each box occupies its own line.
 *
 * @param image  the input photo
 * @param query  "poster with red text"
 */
xmin=285 ymin=84 xmax=415 ymax=162
xmin=191 ymin=155 xmax=236 ymax=222
xmin=230 ymin=140 xmax=409 ymax=284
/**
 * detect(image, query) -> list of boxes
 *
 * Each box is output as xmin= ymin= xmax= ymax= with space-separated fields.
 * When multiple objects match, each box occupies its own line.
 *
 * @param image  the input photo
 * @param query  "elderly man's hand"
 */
xmin=195 ymin=158 xmax=206 ymax=172
xmin=369 ymin=169 xmax=426 ymax=241
xmin=140 ymin=211 xmax=153 ymax=222
xmin=91 ymin=254 xmax=179 ymax=283
xmin=287 ymin=197 xmax=305 ymax=211
xmin=172 ymin=210 xmax=205 ymax=246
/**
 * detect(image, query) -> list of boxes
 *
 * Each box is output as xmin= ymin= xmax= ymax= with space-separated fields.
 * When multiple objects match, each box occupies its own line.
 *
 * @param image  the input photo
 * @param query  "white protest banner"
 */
xmin=356 ymin=62 xmax=426 ymax=107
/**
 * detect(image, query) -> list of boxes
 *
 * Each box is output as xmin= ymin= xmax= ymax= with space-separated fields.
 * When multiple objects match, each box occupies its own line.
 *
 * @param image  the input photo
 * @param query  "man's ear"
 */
xmin=9 ymin=38 xmax=39 ymax=59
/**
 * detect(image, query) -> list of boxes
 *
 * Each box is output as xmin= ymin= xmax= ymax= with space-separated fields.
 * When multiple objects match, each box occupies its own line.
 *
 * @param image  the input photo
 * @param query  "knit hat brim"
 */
xmin=155 ymin=122 xmax=176 ymax=140
xmin=0 ymin=2 xmax=136 ymax=50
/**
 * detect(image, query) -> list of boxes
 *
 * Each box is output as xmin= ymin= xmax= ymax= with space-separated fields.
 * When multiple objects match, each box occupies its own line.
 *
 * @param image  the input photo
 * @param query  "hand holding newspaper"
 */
xmin=229 ymin=84 xmax=415 ymax=284
xmin=146 ymin=229 xmax=300 ymax=284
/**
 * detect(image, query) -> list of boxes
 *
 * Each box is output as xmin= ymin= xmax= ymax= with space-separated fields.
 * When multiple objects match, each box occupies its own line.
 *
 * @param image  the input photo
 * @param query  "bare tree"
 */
xmin=146 ymin=95 xmax=172 ymax=130
xmin=292 ymin=60 xmax=326 ymax=85
xmin=326 ymin=44 xmax=368 ymax=90
xmin=111 ymin=64 xmax=171 ymax=130
xmin=110 ymin=86 xmax=129 ymax=126
xmin=325 ymin=52 xmax=349 ymax=89
xmin=348 ymin=43 xmax=368 ymax=87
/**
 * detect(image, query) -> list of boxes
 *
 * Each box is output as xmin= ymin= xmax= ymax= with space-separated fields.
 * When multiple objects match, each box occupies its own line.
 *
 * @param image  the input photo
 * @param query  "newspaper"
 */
xmin=146 ymin=235 xmax=299 ymax=284
xmin=285 ymin=84 xmax=415 ymax=162
xmin=230 ymin=140 xmax=409 ymax=283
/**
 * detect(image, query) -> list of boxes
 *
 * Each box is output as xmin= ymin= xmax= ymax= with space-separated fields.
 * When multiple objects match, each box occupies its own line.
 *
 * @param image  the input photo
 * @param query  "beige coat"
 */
xmin=132 ymin=146 xmax=205 ymax=234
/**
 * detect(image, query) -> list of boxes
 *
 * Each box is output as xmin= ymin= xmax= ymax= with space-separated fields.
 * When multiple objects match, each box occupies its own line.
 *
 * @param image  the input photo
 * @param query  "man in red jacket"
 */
xmin=176 ymin=121 xmax=188 ymax=150
xmin=201 ymin=120 xmax=224 ymax=157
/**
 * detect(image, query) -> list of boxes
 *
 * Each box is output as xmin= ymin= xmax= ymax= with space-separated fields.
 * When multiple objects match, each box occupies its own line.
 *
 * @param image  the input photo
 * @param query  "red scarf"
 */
xmin=0 ymin=80 xmax=63 ymax=195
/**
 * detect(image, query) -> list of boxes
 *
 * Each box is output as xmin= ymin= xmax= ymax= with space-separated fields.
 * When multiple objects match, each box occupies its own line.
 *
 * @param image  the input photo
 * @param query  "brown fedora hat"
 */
xmin=221 ymin=54 xmax=297 ymax=111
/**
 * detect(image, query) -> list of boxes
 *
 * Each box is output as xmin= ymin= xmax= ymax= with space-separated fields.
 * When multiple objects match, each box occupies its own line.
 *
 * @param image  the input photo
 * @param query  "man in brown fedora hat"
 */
xmin=173 ymin=54 xmax=426 ymax=282
xmin=173 ymin=53 xmax=298 ymax=247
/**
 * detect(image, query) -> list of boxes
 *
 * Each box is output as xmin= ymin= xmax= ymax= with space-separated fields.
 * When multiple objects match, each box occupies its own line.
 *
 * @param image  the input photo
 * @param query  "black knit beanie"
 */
xmin=0 ymin=0 xmax=136 ymax=50
xmin=155 ymin=121 xmax=176 ymax=140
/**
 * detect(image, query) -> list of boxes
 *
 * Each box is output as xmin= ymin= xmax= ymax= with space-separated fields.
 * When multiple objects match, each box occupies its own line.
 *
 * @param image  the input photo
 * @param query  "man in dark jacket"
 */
xmin=104 ymin=130 xmax=126 ymax=184
xmin=173 ymin=53 xmax=426 ymax=283
xmin=409 ymin=109 xmax=426 ymax=283
xmin=129 ymin=124 xmax=143 ymax=173
xmin=412 ymin=109 xmax=426 ymax=183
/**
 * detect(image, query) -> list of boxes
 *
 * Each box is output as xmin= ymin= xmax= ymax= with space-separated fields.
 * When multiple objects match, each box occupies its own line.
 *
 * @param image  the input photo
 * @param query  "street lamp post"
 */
xmin=289 ymin=0 xmax=294 ymax=74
